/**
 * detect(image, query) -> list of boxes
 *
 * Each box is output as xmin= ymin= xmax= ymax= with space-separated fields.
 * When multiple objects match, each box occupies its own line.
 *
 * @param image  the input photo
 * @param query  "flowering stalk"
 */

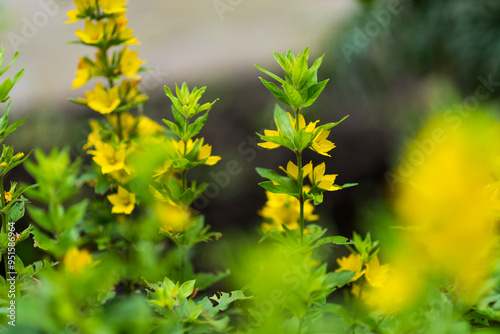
xmin=255 ymin=47 xmax=355 ymax=244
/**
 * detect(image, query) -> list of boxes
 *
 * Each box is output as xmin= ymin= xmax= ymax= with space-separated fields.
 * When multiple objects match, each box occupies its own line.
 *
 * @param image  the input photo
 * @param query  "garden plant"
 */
xmin=0 ymin=1 xmax=499 ymax=333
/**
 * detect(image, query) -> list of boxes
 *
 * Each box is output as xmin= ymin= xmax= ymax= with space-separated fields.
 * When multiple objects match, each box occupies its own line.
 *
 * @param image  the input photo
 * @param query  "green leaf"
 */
xmin=184 ymin=111 xmax=209 ymax=140
xmin=0 ymin=50 xmax=19 ymax=77
xmin=324 ymin=270 xmax=355 ymax=288
xmin=27 ymin=205 xmax=52 ymax=231
xmin=259 ymin=77 xmax=290 ymax=105
xmin=292 ymin=47 xmax=308 ymax=87
xmin=0 ymin=101 xmax=11 ymax=131
xmin=302 ymin=79 xmax=329 ymax=108
xmin=319 ymin=115 xmax=349 ymax=132
xmin=7 ymin=201 xmax=25 ymax=223
xmin=193 ymin=270 xmax=230 ymax=290
xmin=312 ymin=192 xmax=323 ymax=205
xmin=258 ymin=181 xmax=298 ymax=198
xmin=257 ymin=133 xmax=295 ymax=151
xmin=178 ymin=279 xmax=196 ymax=302
xmin=201 ymin=290 xmax=251 ymax=318
xmin=273 ymin=104 xmax=294 ymax=139
xmin=302 ymin=55 xmax=324 ymax=86
xmin=255 ymin=64 xmax=285 ymax=84
xmin=292 ymin=128 xmax=312 ymax=152
xmin=283 ymin=82 xmax=303 ymax=110
xmin=163 ymin=119 xmax=181 ymax=138
xmin=340 ymin=183 xmax=358 ymax=189
xmin=256 ymin=168 xmax=298 ymax=193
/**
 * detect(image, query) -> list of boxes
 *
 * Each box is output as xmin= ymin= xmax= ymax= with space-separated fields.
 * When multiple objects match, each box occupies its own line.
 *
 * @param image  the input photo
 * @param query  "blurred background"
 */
xmin=1 ymin=0 xmax=500 ymax=270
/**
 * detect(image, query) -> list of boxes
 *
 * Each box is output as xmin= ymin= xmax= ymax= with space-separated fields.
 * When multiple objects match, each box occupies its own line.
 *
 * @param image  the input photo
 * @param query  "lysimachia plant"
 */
xmin=2 ymin=1 xmax=245 ymax=333
xmin=238 ymin=48 xmax=359 ymax=333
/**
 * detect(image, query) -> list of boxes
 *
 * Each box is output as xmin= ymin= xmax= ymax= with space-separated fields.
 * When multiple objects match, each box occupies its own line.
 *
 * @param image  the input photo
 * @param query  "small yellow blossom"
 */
xmin=72 ymin=58 xmax=93 ymax=89
xmin=335 ymin=253 xmax=364 ymax=282
xmin=82 ymin=119 xmax=102 ymax=151
xmin=364 ymin=256 xmax=390 ymax=288
xmin=279 ymin=160 xmax=312 ymax=181
xmin=137 ymin=116 xmax=163 ymax=137
xmin=155 ymin=200 xmax=192 ymax=234
xmin=118 ymin=48 xmax=144 ymax=80
xmin=88 ymin=141 xmax=126 ymax=174
xmin=75 ymin=19 xmax=104 ymax=44
xmin=308 ymin=162 xmax=341 ymax=191
xmin=311 ymin=129 xmax=335 ymax=157
xmin=63 ymin=247 xmax=94 ymax=276
xmin=101 ymin=0 xmax=127 ymax=14
xmin=65 ymin=0 xmax=95 ymax=24
xmin=4 ymin=191 xmax=12 ymax=203
xmin=260 ymin=189 xmax=318 ymax=232
xmin=198 ymin=139 xmax=221 ymax=165
xmin=107 ymin=186 xmax=136 ymax=214
xmin=0 ymin=162 xmax=7 ymax=168
xmin=85 ymin=82 xmax=121 ymax=114
xmin=105 ymin=16 xmax=139 ymax=45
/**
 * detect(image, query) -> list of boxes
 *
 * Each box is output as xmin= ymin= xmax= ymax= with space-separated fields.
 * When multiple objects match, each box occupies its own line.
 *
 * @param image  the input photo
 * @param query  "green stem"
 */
xmin=294 ymin=109 xmax=305 ymax=246
xmin=0 ymin=175 xmax=8 ymax=279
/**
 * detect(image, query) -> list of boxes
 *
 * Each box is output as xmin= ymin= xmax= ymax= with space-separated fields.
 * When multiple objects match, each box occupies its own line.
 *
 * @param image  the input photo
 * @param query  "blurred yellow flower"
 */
xmin=155 ymin=200 xmax=192 ymax=234
xmin=63 ymin=247 xmax=94 ymax=275
xmin=118 ymin=48 xmax=144 ymax=80
xmin=85 ymin=82 xmax=120 ymax=114
xmin=65 ymin=0 xmax=95 ymax=24
xmin=107 ymin=186 xmax=136 ymax=214
xmin=335 ymin=253 xmax=364 ymax=282
xmin=364 ymin=255 xmax=389 ymax=288
xmin=75 ymin=19 xmax=104 ymax=44
xmin=101 ymin=0 xmax=127 ymax=14
xmin=260 ymin=189 xmax=318 ymax=232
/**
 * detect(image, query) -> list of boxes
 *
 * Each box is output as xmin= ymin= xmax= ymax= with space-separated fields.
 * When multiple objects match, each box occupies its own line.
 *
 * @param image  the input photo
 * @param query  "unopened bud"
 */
xmin=12 ymin=152 xmax=24 ymax=161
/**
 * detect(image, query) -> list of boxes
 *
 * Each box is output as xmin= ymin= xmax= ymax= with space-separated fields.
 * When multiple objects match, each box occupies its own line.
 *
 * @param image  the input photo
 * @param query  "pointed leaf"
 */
xmin=259 ymin=78 xmax=290 ymax=105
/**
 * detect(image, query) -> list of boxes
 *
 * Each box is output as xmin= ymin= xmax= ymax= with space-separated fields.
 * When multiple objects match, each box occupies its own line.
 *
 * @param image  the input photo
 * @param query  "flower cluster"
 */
xmin=255 ymin=48 xmax=354 ymax=237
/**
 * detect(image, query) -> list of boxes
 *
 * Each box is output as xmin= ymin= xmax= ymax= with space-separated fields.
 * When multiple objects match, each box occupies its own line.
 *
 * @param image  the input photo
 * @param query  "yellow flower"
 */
xmin=258 ymin=113 xmax=318 ymax=150
xmin=85 ymin=82 xmax=121 ymax=114
xmin=65 ymin=0 xmax=95 ymax=24
xmin=105 ymin=16 xmax=139 ymax=45
xmin=75 ymin=19 xmax=104 ymax=44
xmin=198 ymin=139 xmax=221 ymax=165
xmin=259 ymin=189 xmax=318 ymax=232
xmin=335 ymin=253 xmax=364 ymax=282
xmin=279 ymin=160 xmax=312 ymax=181
xmin=364 ymin=256 xmax=390 ymax=288
xmin=154 ymin=200 xmax=192 ymax=234
xmin=4 ymin=191 xmax=12 ymax=203
xmin=88 ymin=141 xmax=126 ymax=174
xmin=170 ymin=138 xmax=221 ymax=166
xmin=101 ymin=0 xmax=127 ymax=14
xmin=72 ymin=58 xmax=93 ymax=89
xmin=311 ymin=129 xmax=335 ymax=156
xmin=63 ymin=247 xmax=94 ymax=275
xmin=118 ymin=48 xmax=144 ymax=80
xmin=137 ymin=116 xmax=163 ymax=137
xmin=107 ymin=186 xmax=136 ymax=214
xmin=308 ymin=162 xmax=341 ymax=191
xmin=82 ymin=119 xmax=102 ymax=151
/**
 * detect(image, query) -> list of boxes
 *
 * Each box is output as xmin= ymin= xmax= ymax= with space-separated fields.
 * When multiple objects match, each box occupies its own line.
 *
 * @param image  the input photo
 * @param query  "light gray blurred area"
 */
xmin=0 ymin=0 xmax=357 ymax=114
